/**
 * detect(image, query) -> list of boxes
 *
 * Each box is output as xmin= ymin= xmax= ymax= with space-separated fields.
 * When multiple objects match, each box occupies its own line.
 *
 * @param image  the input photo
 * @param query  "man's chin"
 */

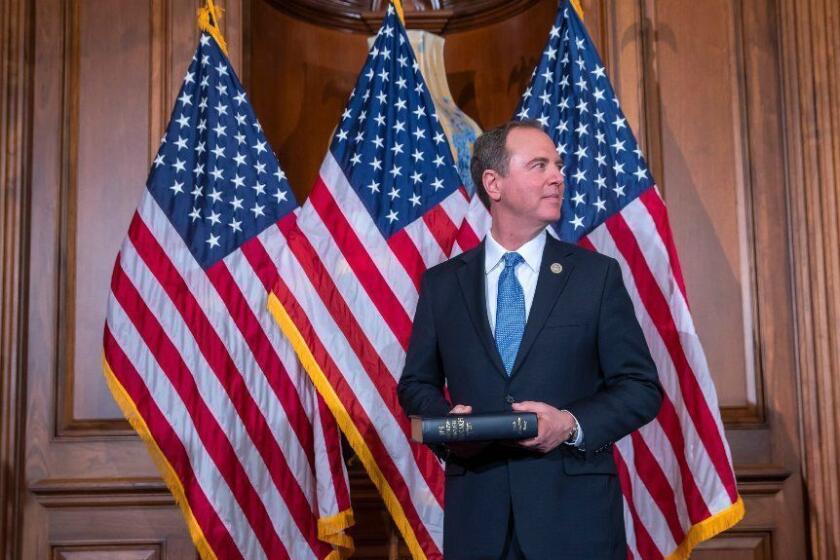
xmin=537 ymin=209 xmax=562 ymax=225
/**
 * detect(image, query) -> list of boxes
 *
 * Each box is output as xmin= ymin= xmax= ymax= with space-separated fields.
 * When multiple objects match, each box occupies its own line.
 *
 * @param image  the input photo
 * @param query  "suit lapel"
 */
xmin=509 ymin=236 xmax=576 ymax=377
xmin=455 ymin=242 xmax=509 ymax=379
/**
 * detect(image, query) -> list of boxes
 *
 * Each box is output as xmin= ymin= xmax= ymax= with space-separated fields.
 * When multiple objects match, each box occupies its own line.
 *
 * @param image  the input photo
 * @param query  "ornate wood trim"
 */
xmin=149 ymin=0 xmax=174 ymax=164
xmin=735 ymin=464 xmax=792 ymax=496
xmin=360 ymin=9 xmax=455 ymax=34
xmin=0 ymin=0 xmax=33 ymax=557
xmin=778 ymin=0 xmax=840 ymax=556
xmin=29 ymin=477 xmax=175 ymax=508
xmin=264 ymin=0 xmax=544 ymax=34
xmin=636 ymin=0 xmax=666 ymax=194
xmin=52 ymin=543 xmax=162 ymax=560
xmin=693 ymin=531 xmax=773 ymax=557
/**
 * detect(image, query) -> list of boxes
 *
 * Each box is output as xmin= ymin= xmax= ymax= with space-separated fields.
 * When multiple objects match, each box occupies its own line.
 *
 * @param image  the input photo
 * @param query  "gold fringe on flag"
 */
xmin=666 ymin=497 xmax=746 ymax=559
xmin=102 ymin=355 xmax=219 ymax=560
xmin=267 ymin=292 xmax=430 ymax=560
xmin=198 ymin=0 xmax=228 ymax=55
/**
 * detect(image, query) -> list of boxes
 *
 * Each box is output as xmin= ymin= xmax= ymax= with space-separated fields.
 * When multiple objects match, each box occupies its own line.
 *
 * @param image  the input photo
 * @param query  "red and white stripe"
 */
xmin=580 ymin=186 xmax=739 ymax=558
xmin=104 ymin=193 xmax=352 ymax=560
xmin=272 ymin=152 xmax=472 ymax=559
xmin=452 ymin=193 xmax=491 ymax=256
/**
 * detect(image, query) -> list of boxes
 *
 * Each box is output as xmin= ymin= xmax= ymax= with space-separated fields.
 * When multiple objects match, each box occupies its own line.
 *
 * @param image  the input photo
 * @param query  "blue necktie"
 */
xmin=495 ymin=252 xmax=526 ymax=375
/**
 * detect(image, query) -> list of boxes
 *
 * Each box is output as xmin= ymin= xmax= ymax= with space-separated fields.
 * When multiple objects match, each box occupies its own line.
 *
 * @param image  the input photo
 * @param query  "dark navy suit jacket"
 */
xmin=397 ymin=234 xmax=663 ymax=560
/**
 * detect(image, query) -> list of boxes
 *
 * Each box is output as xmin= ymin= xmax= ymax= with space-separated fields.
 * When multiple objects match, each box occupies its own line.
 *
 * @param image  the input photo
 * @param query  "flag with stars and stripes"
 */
xmin=512 ymin=2 xmax=744 ymax=558
xmin=102 ymin=31 xmax=353 ymax=560
xmin=268 ymin=5 xmax=475 ymax=559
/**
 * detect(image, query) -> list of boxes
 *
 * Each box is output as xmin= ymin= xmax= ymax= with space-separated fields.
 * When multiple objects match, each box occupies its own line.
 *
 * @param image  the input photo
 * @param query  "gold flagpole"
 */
xmin=570 ymin=0 xmax=584 ymax=21
xmin=392 ymin=0 xmax=406 ymax=25
xmin=197 ymin=0 xmax=229 ymax=55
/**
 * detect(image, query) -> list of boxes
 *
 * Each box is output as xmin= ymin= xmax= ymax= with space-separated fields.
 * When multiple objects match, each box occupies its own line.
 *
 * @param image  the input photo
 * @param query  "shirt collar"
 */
xmin=484 ymin=228 xmax=547 ymax=274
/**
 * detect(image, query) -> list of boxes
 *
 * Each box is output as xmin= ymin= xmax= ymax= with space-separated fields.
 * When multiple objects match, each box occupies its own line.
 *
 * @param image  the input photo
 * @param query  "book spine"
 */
xmin=413 ymin=413 xmax=538 ymax=443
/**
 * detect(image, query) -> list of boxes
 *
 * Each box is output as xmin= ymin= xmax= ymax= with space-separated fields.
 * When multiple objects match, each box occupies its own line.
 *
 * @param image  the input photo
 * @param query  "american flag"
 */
xmin=102 ymin=32 xmax=353 ymax=560
xmin=511 ymin=3 xmax=744 ymax=558
xmin=268 ymin=5 xmax=473 ymax=559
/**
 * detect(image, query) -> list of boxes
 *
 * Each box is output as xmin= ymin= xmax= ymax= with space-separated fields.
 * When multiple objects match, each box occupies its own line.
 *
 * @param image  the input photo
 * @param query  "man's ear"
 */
xmin=483 ymin=169 xmax=503 ymax=202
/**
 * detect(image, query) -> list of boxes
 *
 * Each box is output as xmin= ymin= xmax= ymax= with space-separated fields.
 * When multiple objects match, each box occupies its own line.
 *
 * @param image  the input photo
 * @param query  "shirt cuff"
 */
xmin=562 ymin=410 xmax=584 ymax=448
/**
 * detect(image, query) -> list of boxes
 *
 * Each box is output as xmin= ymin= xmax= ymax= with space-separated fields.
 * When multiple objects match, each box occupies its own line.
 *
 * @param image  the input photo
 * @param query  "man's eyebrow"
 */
xmin=526 ymin=156 xmax=550 ymax=166
xmin=526 ymin=156 xmax=563 ymax=167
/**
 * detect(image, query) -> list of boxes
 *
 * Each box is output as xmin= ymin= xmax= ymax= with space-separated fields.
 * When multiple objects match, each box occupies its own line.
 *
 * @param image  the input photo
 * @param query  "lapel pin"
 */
xmin=550 ymin=262 xmax=563 ymax=274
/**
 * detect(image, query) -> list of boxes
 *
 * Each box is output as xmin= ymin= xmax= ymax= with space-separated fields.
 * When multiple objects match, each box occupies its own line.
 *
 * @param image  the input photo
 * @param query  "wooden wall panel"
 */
xmin=584 ymin=0 xmax=770 ymax=423
xmin=58 ymin=0 xmax=244 ymax=434
xmin=18 ymin=0 xmax=240 ymax=557
xmin=693 ymin=531 xmax=773 ymax=560
xmin=26 ymin=0 xmax=161 ymax=513
xmin=644 ymin=0 xmax=756 ymax=410
xmin=4 ymin=0 xmax=836 ymax=558
xmin=44 ymin=503 xmax=196 ymax=559
xmin=59 ymin=0 xmax=154 ymax=429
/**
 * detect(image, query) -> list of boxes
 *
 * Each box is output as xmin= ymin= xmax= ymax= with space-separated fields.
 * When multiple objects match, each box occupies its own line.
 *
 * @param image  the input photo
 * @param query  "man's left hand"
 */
xmin=512 ymin=401 xmax=576 ymax=453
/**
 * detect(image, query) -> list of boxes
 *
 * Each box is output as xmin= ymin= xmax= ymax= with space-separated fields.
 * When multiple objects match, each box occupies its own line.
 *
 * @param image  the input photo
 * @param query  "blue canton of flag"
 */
xmin=514 ymin=3 xmax=654 ymax=243
xmin=147 ymin=33 xmax=297 ymax=269
xmin=330 ymin=5 xmax=464 ymax=238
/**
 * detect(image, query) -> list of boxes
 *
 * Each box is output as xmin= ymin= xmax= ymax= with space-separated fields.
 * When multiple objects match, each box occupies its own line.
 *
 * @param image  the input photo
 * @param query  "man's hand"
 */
xmin=512 ymin=401 xmax=576 ymax=453
xmin=446 ymin=404 xmax=483 ymax=458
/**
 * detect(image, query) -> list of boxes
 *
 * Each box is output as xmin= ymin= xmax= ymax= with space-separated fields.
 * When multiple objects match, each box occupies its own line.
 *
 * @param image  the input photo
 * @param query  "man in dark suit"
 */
xmin=397 ymin=121 xmax=663 ymax=560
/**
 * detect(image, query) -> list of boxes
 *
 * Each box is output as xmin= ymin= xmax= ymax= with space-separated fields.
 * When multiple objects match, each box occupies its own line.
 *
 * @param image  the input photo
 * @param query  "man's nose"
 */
xmin=549 ymin=165 xmax=564 ymax=189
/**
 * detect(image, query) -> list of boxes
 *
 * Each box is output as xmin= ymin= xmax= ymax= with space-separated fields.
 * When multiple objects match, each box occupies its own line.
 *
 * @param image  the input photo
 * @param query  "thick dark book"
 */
xmin=410 ymin=412 xmax=538 ymax=443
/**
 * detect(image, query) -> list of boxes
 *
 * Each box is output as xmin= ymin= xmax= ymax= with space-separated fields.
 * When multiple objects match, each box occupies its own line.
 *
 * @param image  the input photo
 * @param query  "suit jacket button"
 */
xmin=505 ymin=395 xmax=515 ymax=404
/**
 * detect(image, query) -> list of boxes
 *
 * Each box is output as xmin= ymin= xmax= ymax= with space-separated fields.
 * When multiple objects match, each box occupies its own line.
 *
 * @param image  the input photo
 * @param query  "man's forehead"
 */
xmin=506 ymin=127 xmax=560 ymax=159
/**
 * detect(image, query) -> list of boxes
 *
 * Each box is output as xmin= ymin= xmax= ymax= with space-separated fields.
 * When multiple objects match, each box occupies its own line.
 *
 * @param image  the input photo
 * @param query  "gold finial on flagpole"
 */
xmin=570 ymin=0 xmax=584 ymax=21
xmin=392 ymin=0 xmax=406 ymax=25
xmin=198 ymin=0 xmax=229 ymax=55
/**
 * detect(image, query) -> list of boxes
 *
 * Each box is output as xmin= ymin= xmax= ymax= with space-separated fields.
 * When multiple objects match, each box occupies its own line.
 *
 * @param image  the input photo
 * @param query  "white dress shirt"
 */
xmin=484 ymin=229 xmax=546 ymax=335
xmin=483 ymin=229 xmax=584 ymax=448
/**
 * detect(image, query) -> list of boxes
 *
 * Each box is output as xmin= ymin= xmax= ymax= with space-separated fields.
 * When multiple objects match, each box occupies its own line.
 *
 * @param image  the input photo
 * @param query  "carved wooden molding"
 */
xmin=264 ymin=0 xmax=543 ymax=34
xmin=52 ymin=543 xmax=161 ymax=560
xmin=693 ymin=530 xmax=772 ymax=557
xmin=778 ymin=0 xmax=840 ymax=557
xmin=360 ymin=9 xmax=455 ymax=34
xmin=29 ymin=477 xmax=176 ymax=509
xmin=0 ymin=0 xmax=33 ymax=557
xmin=734 ymin=464 xmax=791 ymax=496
